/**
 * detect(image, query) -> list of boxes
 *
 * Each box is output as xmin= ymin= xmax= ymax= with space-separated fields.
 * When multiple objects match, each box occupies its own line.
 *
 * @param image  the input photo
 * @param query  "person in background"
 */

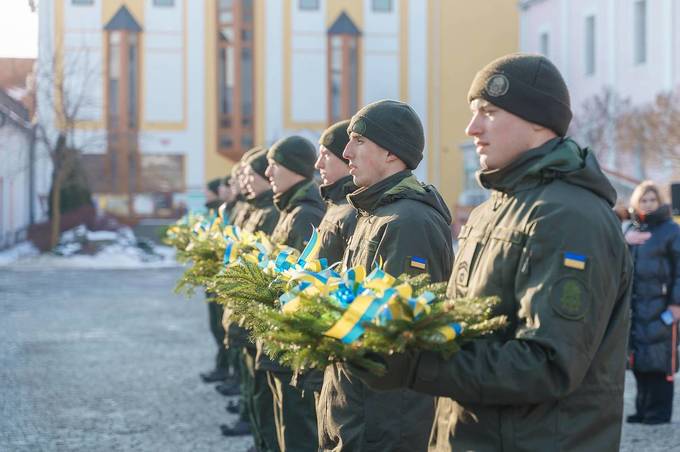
xmin=199 ymin=178 xmax=236 ymax=385
xmin=626 ymin=180 xmax=680 ymax=425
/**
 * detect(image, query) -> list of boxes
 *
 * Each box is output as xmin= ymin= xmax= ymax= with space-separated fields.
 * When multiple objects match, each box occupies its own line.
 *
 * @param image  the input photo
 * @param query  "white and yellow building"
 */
xmin=39 ymin=0 xmax=518 ymax=221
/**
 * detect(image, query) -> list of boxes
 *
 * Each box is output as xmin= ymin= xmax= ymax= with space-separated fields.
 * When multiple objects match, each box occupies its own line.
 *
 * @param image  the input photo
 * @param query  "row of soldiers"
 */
xmin=198 ymin=53 xmax=632 ymax=452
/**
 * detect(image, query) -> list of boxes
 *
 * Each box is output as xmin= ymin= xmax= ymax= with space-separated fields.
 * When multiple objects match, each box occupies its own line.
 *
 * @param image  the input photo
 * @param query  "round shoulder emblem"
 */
xmin=485 ymin=74 xmax=510 ymax=97
xmin=351 ymin=118 xmax=367 ymax=135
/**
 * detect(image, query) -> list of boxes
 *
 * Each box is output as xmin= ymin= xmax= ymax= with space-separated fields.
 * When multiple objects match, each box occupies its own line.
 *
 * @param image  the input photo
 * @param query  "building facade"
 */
xmin=0 ymin=89 xmax=44 ymax=249
xmin=520 ymin=0 xmax=680 ymax=199
xmin=40 ymin=0 xmax=519 ymax=220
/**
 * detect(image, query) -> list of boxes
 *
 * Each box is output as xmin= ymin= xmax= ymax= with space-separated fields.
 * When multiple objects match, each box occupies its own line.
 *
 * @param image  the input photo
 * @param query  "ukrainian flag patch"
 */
xmin=563 ymin=252 xmax=587 ymax=270
xmin=409 ymin=256 xmax=427 ymax=270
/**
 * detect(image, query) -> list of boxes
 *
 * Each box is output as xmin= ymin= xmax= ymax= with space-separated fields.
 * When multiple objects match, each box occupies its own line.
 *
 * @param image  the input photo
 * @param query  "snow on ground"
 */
xmin=0 ymin=225 xmax=181 ymax=270
xmin=0 ymin=242 xmax=40 ymax=266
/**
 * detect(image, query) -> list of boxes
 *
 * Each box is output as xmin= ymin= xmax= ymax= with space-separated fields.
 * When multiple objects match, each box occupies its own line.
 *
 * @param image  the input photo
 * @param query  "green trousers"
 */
xmin=207 ymin=298 xmax=240 ymax=374
xmin=244 ymin=349 xmax=279 ymax=452
xmin=267 ymin=370 xmax=318 ymax=452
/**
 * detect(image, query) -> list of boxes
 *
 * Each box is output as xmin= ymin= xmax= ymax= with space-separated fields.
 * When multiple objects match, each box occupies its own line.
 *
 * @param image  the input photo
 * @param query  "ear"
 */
xmin=385 ymin=151 xmax=400 ymax=163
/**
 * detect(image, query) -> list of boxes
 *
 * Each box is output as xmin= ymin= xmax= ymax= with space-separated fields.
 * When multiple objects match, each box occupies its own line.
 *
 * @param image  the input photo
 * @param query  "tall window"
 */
xmin=106 ymin=28 xmax=140 ymax=195
xmin=108 ymin=31 xmax=121 ymax=130
xmin=299 ymin=0 xmax=319 ymax=10
xmin=217 ymin=0 xmax=255 ymax=158
xmin=634 ymin=0 xmax=646 ymax=64
xmin=327 ymin=14 xmax=360 ymax=124
xmin=539 ymin=31 xmax=550 ymax=58
xmin=372 ymin=0 xmax=393 ymax=13
xmin=585 ymin=15 xmax=596 ymax=76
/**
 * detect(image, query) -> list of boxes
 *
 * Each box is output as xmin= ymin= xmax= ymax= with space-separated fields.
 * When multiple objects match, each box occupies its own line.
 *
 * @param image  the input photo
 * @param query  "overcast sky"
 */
xmin=0 ymin=1 xmax=38 ymax=58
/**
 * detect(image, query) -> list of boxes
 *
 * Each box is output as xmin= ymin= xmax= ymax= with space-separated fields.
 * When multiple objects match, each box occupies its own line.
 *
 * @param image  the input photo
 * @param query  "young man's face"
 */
xmin=343 ymin=133 xmax=389 ymax=188
xmin=264 ymin=159 xmax=302 ymax=194
xmin=244 ymin=165 xmax=270 ymax=198
xmin=465 ymin=99 xmax=536 ymax=171
xmin=315 ymin=145 xmax=350 ymax=186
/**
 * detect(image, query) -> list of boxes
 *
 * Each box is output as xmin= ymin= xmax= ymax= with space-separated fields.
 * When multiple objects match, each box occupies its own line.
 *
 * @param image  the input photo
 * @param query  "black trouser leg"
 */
xmin=635 ymin=371 xmax=674 ymax=422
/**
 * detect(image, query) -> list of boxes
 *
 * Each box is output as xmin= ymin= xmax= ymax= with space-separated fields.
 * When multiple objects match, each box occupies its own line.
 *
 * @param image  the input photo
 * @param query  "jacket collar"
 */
xmin=320 ymin=175 xmax=356 ymax=205
xmin=273 ymin=179 xmax=315 ymax=212
xmin=347 ymin=170 xmax=411 ymax=214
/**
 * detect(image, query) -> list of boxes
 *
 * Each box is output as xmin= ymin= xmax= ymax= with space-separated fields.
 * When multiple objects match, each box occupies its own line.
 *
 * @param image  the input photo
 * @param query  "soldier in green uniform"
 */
xmin=261 ymin=135 xmax=326 ymax=451
xmin=200 ymin=178 xmax=235 ymax=384
xmin=221 ymin=149 xmax=281 ymax=450
xmin=315 ymin=119 xmax=357 ymax=266
xmin=356 ymin=54 xmax=633 ymax=452
xmin=215 ymin=147 xmax=264 ymax=399
xmin=317 ymin=100 xmax=454 ymax=452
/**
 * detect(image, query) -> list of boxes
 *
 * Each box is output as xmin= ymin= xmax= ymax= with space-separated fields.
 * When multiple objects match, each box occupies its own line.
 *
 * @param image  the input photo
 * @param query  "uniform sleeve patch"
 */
xmin=408 ymin=256 xmax=427 ymax=270
xmin=563 ymin=252 xmax=587 ymax=270
xmin=549 ymin=277 xmax=589 ymax=320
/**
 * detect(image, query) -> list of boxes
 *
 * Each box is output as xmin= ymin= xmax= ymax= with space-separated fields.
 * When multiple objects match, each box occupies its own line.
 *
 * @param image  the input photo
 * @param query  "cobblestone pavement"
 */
xmin=0 ymin=268 xmax=252 ymax=452
xmin=1 ymin=267 xmax=679 ymax=451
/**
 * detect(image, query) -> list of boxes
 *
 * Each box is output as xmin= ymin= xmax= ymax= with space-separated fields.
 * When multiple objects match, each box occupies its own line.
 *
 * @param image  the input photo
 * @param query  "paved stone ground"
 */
xmin=1 ymin=267 xmax=679 ymax=451
xmin=0 ymin=268 xmax=252 ymax=452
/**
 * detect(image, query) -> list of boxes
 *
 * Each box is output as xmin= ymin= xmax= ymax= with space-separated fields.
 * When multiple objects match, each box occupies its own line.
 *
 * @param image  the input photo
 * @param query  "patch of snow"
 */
xmin=86 ymin=230 xmax=119 ymax=241
xmin=3 ymin=226 xmax=181 ymax=270
xmin=0 ymin=242 xmax=40 ymax=266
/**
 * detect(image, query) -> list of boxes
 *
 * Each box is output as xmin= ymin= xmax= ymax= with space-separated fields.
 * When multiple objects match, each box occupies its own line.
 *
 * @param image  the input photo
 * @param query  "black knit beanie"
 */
xmin=319 ymin=119 xmax=350 ymax=164
xmin=232 ymin=146 xmax=264 ymax=177
xmin=467 ymin=53 xmax=572 ymax=136
xmin=222 ymin=175 xmax=232 ymax=186
xmin=347 ymin=100 xmax=424 ymax=170
xmin=266 ymin=136 xmax=317 ymax=179
xmin=245 ymin=148 xmax=269 ymax=179
xmin=206 ymin=178 xmax=221 ymax=196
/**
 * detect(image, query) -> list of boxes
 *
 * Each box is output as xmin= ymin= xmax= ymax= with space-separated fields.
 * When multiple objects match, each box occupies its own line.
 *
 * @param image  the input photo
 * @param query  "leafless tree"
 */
xmin=33 ymin=44 xmax=103 ymax=249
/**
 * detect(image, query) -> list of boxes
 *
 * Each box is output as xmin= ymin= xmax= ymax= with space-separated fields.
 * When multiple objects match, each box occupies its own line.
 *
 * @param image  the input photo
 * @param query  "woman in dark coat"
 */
xmin=626 ymin=180 xmax=680 ymax=424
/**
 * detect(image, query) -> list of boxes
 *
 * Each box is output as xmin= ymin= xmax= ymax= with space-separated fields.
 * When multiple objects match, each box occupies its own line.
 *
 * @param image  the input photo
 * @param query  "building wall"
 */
xmin=45 ymin=0 xmax=208 ymax=215
xmin=0 ymin=121 xmax=32 ymax=248
xmin=520 ymin=0 xmax=680 ymax=190
xmin=432 ymin=0 xmax=520 ymax=211
xmin=521 ymin=0 xmax=679 ymax=114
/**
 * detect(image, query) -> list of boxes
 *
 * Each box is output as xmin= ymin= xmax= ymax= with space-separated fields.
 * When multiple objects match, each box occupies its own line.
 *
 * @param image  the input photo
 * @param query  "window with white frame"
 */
xmin=585 ymin=15 xmax=596 ymax=75
xmin=634 ymin=0 xmax=646 ymax=64
xmin=372 ymin=0 xmax=393 ymax=13
xmin=539 ymin=31 xmax=550 ymax=58
xmin=299 ymin=0 xmax=319 ymax=11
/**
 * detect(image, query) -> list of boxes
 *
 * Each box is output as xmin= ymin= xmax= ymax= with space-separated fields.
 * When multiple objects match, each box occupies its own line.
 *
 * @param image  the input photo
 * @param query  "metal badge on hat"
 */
xmin=486 ymin=74 xmax=510 ymax=97
xmin=351 ymin=118 xmax=367 ymax=135
xmin=322 ymin=133 xmax=335 ymax=147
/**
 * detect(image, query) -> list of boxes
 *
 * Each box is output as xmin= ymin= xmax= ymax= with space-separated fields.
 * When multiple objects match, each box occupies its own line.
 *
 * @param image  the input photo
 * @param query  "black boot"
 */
xmin=215 ymin=380 xmax=241 ymax=396
xmin=220 ymin=419 xmax=251 ymax=436
xmin=200 ymin=368 xmax=230 ymax=383
xmin=226 ymin=400 xmax=241 ymax=414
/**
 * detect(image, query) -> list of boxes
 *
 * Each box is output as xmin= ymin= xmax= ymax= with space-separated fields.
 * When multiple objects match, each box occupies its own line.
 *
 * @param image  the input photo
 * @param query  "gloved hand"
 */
xmin=348 ymin=350 xmax=419 ymax=391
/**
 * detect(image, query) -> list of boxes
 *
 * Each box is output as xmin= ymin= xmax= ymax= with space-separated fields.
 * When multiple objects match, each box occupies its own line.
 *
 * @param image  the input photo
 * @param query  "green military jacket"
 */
xmin=319 ymin=170 xmax=454 ymax=452
xmin=231 ymin=196 xmax=254 ymax=229
xmin=224 ymin=190 xmax=280 ymax=350
xmin=241 ymin=190 xmax=280 ymax=235
xmin=409 ymin=138 xmax=632 ymax=452
xmin=318 ymin=175 xmax=358 ymax=266
xmin=256 ymin=179 xmax=326 ymax=372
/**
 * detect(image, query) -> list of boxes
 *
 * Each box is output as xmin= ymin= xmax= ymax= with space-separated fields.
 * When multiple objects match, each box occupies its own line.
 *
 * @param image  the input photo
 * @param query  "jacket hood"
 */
xmin=348 ymin=170 xmax=452 ymax=225
xmin=478 ymin=137 xmax=618 ymax=207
